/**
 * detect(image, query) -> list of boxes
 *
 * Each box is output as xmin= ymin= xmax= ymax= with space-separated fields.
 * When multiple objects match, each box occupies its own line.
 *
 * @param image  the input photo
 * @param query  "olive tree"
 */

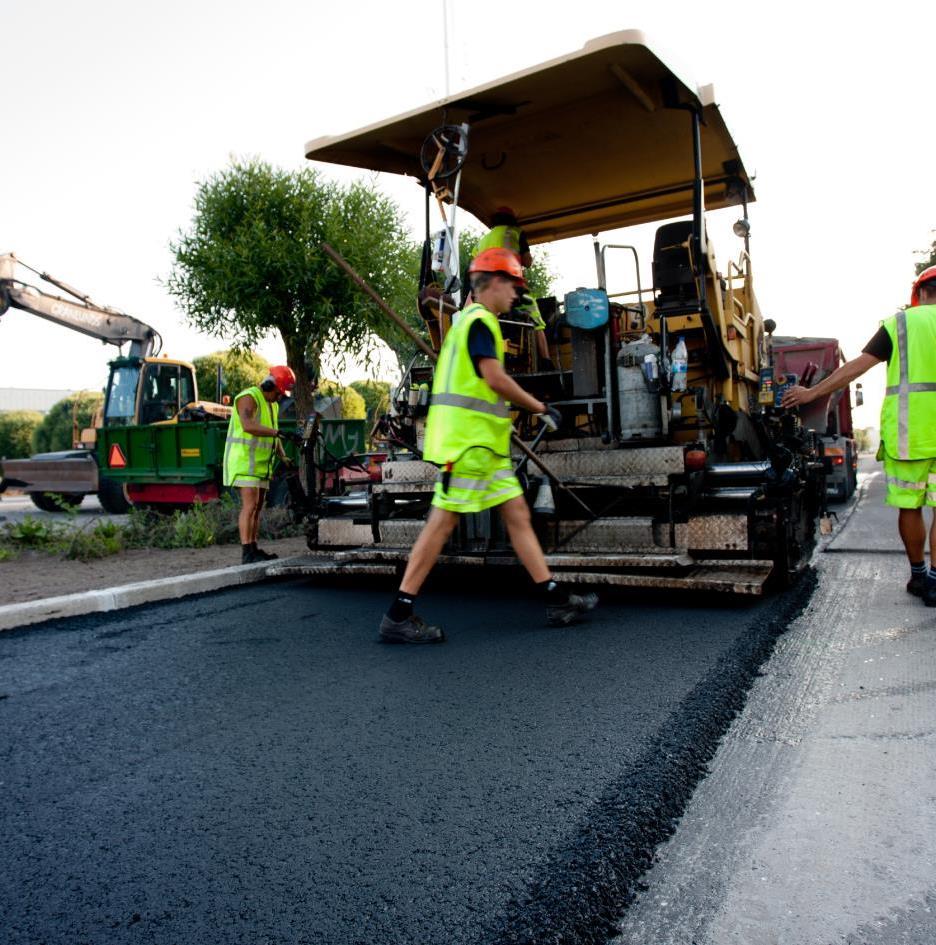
xmin=167 ymin=160 xmax=421 ymax=416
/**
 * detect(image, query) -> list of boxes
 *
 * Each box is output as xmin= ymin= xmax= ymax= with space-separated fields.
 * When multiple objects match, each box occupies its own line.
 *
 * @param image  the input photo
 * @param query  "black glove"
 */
xmin=537 ymin=405 xmax=562 ymax=432
xmin=278 ymin=430 xmax=303 ymax=447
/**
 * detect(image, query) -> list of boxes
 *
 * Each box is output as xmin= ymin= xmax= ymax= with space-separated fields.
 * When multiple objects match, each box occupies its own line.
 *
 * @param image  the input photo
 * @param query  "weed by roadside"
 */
xmin=0 ymin=493 xmax=302 ymax=562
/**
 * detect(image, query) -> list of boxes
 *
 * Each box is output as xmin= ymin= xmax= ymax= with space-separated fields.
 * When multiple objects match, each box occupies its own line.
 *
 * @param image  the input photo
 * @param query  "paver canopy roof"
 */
xmin=304 ymin=30 xmax=754 ymax=243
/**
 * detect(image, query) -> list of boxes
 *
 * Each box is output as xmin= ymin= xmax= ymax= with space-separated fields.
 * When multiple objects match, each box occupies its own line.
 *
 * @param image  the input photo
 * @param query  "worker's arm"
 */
xmin=478 ymin=357 xmax=547 ymax=414
xmin=236 ymin=395 xmax=279 ymax=438
xmin=781 ymin=352 xmax=881 ymax=408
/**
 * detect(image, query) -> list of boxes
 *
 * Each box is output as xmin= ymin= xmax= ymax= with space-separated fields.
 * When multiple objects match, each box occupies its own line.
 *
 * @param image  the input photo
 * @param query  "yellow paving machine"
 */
xmin=276 ymin=31 xmax=826 ymax=594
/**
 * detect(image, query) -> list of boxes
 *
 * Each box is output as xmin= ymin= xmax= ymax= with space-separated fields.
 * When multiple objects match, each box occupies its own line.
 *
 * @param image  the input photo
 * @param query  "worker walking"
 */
xmin=379 ymin=248 xmax=597 ymax=644
xmin=476 ymin=207 xmax=552 ymax=365
xmin=223 ymin=365 xmax=301 ymax=564
xmin=782 ymin=266 xmax=936 ymax=605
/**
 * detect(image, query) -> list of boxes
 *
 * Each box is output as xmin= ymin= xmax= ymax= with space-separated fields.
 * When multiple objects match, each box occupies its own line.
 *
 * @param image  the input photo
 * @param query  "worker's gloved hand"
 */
xmin=278 ymin=430 xmax=303 ymax=447
xmin=537 ymin=406 xmax=562 ymax=432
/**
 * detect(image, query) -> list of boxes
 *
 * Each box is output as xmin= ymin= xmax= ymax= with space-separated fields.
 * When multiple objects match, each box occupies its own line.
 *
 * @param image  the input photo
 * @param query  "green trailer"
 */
xmin=98 ymin=417 xmax=366 ymax=508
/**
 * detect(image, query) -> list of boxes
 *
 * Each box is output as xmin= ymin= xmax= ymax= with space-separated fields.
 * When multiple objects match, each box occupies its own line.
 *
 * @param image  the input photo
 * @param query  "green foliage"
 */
xmin=7 ymin=515 xmax=53 ymax=546
xmin=31 ymin=392 xmax=104 ymax=454
xmin=0 ymin=410 xmax=43 ymax=459
xmin=0 ymin=493 xmax=302 ymax=562
xmin=317 ymin=380 xmax=366 ymax=420
xmin=64 ymin=520 xmax=124 ymax=560
xmin=192 ymin=349 xmax=270 ymax=402
xmin=350 ymin=379 xmax=391 ymax=427
xmin=915 ymin=235 xmax=936 ymax=275
xmin=167 ymin=159 xmax=421 ymax=417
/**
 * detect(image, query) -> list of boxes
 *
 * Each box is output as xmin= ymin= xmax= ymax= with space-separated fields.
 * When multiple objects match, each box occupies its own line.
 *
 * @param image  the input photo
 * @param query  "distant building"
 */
xmin=0 ymin=388 xmax=78 ymax=415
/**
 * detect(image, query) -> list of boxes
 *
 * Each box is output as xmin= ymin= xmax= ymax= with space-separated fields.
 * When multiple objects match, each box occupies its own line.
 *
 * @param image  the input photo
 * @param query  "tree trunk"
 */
xmin=282 ymin=333 xmax=321 ymax=421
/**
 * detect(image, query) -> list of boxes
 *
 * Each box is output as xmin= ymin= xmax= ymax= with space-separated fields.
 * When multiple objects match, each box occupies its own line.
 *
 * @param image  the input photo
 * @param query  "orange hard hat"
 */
xmin=468 ymin=247 xmax=526 ymax=286
xmin=911 ymin=265 xmax=936 ymax=306
xmin=268 ymin=365 xmax=296 ymax=395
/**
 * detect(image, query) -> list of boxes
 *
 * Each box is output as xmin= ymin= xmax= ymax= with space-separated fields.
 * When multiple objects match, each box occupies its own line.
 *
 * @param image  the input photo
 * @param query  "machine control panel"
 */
xmin=759 ymin=368 xmax=798 ymax=407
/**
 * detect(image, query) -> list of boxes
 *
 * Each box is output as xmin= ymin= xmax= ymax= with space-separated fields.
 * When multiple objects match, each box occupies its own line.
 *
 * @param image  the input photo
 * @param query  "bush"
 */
xmin=0 ymin=410 xmax=44 ymax=459
xmin=349 ymin=379 xmax=391 ymax=428
xmin=317 ymin=380 xmax=366 ymax=419
xmin=31 ymin=392 xmax=104 ymax=454
xmin=192 ymin=349 xmax=270 ymax=403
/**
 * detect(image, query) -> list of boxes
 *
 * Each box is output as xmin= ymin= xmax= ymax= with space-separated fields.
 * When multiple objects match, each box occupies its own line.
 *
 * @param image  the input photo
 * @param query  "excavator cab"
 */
xmin=103 ymin=356 xmax=198 ymax=426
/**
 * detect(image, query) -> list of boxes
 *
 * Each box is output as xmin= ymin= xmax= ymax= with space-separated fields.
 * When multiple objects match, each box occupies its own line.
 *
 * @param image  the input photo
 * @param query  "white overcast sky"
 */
xmin=2 ymin=0 xmax=934 ymax=428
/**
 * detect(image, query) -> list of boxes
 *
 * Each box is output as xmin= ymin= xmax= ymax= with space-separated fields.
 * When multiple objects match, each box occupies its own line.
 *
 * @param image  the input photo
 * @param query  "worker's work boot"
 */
xmin=907 ymin=573 xmax=927 ymax=597
xmin=546 ymin=591 xmax=599 ymax=627
xmin=241 ymin=545 xmax=260 ymax=565
xmin=922 ymin=579 xmax=936 ymax=608
xmin=251 ymin=546 xmax=278 ymax=561
xmin=379 ymin=613 xmax=445 ymax=644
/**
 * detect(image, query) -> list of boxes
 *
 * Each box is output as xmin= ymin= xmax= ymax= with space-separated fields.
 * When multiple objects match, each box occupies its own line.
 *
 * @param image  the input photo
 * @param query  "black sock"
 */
xmin=910 ymin=560 xmax=926 ymax=575
xmin=388 ymin=592 xmax=416 ymax=621
xmin=537 ymin=579 xmax=569 ymax=604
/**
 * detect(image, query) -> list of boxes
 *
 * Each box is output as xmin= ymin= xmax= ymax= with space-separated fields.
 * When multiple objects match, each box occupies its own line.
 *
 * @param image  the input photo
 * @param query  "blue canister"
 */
xmin=564 ymin=288 xmax=609 ymax=330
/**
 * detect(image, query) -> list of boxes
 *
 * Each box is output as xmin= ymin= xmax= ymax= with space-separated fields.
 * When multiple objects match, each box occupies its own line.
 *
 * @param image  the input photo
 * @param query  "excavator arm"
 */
xmin=0 ymin=253 xmax=160 ymax=358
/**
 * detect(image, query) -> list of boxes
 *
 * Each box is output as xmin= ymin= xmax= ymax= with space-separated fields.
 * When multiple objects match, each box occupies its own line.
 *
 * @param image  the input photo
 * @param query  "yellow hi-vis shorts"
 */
xmin=883 ymin=453 xmax=936 ymax=508
xmin=431 ymin=448 xmax=524 ymax=513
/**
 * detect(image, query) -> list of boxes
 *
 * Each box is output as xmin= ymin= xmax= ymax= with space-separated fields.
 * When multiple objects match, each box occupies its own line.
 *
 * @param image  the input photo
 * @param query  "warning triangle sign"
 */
xmin=108 ymin=443 xmax=127 ymax=468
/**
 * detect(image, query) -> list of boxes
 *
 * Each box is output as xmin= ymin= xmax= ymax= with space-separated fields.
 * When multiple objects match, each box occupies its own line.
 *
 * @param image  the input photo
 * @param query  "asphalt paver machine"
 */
xmin=276 ymin=30 xmax=825 ymax=594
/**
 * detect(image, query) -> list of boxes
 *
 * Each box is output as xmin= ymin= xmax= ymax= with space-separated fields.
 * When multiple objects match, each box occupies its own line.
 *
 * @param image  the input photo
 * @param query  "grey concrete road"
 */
xmin=0 ymin=570 xmax=812 ymax=944
xmin=614 ymin=461 xmax=936 ymax=945
xmin=0 ymin=492 xmax=126 ymax=526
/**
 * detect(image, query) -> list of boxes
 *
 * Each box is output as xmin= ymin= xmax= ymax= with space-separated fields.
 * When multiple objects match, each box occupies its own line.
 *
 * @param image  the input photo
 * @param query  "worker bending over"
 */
xmin=379 ymin=248 xmax=597 ymax=644
xmin=223 ymin=365 xmax=301 ymax=564
xmin=783 ymin=266 xmax=936 ymax=606
xmin=477 ymin=206 xmax=551 ymax=365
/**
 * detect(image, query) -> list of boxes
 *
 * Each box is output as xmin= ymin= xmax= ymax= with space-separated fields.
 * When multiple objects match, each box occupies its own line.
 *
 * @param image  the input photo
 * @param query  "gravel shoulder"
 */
xmin=0 ymin=536 xmax=310 ymax=606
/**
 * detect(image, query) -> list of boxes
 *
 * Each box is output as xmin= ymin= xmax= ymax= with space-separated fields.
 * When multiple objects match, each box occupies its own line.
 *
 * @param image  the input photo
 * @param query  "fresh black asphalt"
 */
xmin=0 ymin=574 xmax=814 ymax=945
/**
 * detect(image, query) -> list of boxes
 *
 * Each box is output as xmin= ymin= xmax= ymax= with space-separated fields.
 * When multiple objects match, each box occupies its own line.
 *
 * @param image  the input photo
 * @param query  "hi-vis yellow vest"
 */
xmin=423 ymin=303 xmax=512 ymax=464
xmin=880 ymin=304 xmax=936 ymax=460
xmin=223 ymin=386 xmax=279 ymax=485
xmin=477 ymin=225 xmax=522 ymax=256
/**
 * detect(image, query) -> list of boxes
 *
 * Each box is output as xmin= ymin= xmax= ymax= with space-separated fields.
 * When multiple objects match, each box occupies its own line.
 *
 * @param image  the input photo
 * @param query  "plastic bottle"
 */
xmin=671 ymin=335 xmax=688 ymax=391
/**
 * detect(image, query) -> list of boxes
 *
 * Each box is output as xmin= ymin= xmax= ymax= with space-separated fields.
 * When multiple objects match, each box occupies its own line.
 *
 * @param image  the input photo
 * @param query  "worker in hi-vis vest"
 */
xmin=783 ymin=266 xmax=936 ymax=606
xmin=223 ymin=365 xmax=301 ymax=565
xmin=378 ymin=247 xmax=598 ymax=644
xmin=476 ymin=206 xmax=552 ymax=366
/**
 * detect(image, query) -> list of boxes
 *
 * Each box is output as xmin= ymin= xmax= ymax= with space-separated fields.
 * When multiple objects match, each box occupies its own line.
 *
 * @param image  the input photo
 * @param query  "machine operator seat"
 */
xmin=652 ymin=221 xmax=701 ymax=315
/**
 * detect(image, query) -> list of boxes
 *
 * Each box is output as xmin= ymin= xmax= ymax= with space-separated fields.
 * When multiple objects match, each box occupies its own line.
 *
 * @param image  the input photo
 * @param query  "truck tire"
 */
xmin=29 ymin=491 xmax=84 ymax=512
xmin=97 ymin=477 xmax=132 ymax=514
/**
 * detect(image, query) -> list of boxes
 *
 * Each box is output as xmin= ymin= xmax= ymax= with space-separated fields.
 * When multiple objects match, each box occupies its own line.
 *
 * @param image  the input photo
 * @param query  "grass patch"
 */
xmin=0 ymin=494 xmax=302 ymax=562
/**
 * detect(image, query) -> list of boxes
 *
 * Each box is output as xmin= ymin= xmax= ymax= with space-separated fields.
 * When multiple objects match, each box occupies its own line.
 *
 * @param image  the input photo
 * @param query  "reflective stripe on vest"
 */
xmin=223 ymin=387 xmax=278 ymax=484
xmin=880 ymin=305 xmax=936 ymax=460
xmin=422 ymin=303 xmax=512 ymax=465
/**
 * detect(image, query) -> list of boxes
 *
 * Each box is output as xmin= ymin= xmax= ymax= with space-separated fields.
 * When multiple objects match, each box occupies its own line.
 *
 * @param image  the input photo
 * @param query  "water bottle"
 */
xmin=671 ymin=335 xmax=688 ymax=391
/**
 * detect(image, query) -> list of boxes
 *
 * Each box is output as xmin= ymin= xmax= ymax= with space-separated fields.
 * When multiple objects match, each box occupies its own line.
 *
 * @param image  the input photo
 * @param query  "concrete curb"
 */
xmin=0 ymin=556 xmax=308 ymax=633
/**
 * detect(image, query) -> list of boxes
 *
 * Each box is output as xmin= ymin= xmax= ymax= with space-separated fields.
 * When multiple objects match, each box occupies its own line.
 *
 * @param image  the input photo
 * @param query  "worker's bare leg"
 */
xmin=238 ymin=487 xmax=262 ymax=545
xmin=498 ymin=494 xmax=551 ymax=583
xmin=399 ymin=507 xmax=460 ymax=595
xmin=898 ymin=507 xmax=926 ymax=563
xmin=250 ymin=488 xmax=267 ymax=544
xmin=929 ymin=508 xmax=936 ymax=561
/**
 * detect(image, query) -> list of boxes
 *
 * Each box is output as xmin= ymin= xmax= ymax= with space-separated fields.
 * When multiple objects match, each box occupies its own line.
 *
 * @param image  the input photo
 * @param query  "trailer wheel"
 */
xmin=98 ymin=477 xmax=131 ymax=514
xmin=30 ymin=491 xmax=84 ymax=512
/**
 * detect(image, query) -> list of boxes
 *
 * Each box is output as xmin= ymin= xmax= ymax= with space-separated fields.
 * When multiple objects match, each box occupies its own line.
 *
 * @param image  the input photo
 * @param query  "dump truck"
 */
xmin=771 ymin=336 xmax=860 ymax=502
xmin=276 ymin=30 xmax=826 ymax=595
